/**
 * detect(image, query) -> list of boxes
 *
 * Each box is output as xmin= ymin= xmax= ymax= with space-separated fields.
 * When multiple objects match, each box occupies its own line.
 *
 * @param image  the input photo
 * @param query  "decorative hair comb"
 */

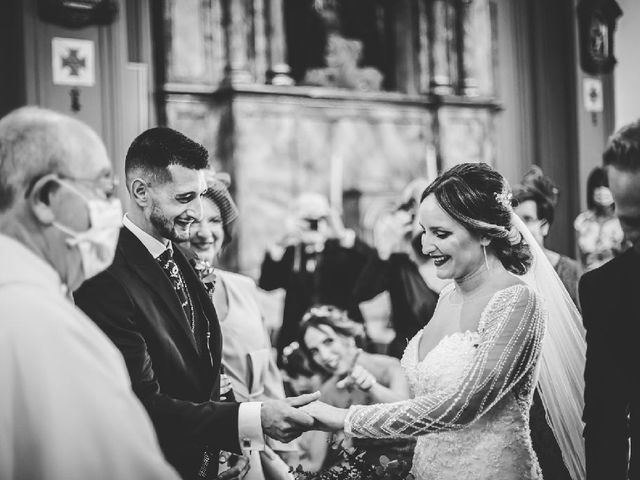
xmin=282 ymin=341 xmax=300 ymax=360
xmin=494 ymin=189 xmax=513 ymax=209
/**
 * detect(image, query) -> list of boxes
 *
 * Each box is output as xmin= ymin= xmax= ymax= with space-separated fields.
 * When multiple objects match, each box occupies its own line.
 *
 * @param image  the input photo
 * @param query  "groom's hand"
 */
xmin=260 ymin=392 xmax=320 ymax=442
xmin=300 ymin=401 xmax=348 ymax=432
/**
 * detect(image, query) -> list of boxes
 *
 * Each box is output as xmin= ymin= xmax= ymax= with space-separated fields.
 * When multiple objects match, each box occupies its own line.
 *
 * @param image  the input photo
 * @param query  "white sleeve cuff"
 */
xmin=238 ymin=402 xmax=265 ymax=452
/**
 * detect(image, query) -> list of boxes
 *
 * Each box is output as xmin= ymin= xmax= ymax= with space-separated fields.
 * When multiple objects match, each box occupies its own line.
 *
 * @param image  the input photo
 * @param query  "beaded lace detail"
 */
xmin=344 ymin=284 xmax=545 ymax=480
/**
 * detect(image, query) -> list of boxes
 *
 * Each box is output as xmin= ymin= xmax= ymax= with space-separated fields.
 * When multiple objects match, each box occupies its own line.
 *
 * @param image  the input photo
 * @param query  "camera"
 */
xmin=305 ymin=218 xmax=320 ymax=231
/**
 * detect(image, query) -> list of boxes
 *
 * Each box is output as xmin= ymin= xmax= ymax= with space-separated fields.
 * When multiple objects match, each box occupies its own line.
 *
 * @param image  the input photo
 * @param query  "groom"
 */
xmin=75 ymin=127 xmax=318 ymax=479
xmin=580 ymin=119 xmax=640 ymax=480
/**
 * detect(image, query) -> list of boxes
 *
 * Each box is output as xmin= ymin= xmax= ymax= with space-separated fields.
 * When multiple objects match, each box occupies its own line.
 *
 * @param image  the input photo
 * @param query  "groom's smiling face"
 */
xmin=418 ymin=195 xmax=485 ymax=280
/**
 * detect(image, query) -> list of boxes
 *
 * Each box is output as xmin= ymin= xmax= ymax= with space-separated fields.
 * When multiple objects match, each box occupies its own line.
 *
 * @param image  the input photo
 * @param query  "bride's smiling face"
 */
xmin=419 ymin=194 xmax=486 ymax=280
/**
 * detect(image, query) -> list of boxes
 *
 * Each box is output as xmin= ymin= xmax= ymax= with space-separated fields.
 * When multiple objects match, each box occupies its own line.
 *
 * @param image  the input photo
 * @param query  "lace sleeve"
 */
xmin=344 ymin=285 xmax=545 ymax=438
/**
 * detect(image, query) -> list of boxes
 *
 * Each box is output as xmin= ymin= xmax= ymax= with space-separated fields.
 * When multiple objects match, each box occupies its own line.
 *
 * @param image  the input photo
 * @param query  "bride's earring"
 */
xmin=482 ymin=244 xmax=490 ymax=271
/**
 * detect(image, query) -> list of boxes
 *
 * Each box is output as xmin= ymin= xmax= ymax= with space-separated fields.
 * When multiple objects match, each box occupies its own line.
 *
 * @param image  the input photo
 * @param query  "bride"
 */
xmin=302 ymin=163 xmax=586 ymax=480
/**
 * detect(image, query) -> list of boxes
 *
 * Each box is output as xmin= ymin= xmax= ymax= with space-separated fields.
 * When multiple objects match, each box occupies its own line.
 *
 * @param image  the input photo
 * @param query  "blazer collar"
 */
xmin=117 ymin=227 xmax=199 ymax=354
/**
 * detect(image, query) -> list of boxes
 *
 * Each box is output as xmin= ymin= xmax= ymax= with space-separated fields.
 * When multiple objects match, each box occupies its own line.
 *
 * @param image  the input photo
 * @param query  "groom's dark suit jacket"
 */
xmin=580 ymin=248 xmax=639 ymax=480
xmin=75 ymin=227 xmax=240 ymax=479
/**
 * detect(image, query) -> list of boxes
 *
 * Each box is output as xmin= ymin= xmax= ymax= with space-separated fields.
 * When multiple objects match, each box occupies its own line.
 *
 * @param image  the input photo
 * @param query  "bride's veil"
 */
xmin=512 ymin=212 xmax=586 ymax=480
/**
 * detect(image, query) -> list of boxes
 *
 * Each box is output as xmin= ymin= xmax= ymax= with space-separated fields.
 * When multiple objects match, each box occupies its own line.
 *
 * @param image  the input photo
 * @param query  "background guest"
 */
xmin=298 ymin=305 xmax=414 ymax=468
xmin=574 ymin=166 xmax=625 ymax=272
xmin=512 ymin=165 xmax=580 ymax=306
xmin=0 ymin=107 xmax=179 ymax=479
xmin=183 ymin=172 xmax=298 ymax=479
xmin=259 ymin=193 xmax=378 ymax=362
xmin=512 ymin=166 xmax=579 ymax=480
xmin=281 ymin=345 xmax=331 ymax=473
xmin=354 ymin=178 xmax=449 ymax=358
xmin=580 ymin=120 xmax=640 ymax=480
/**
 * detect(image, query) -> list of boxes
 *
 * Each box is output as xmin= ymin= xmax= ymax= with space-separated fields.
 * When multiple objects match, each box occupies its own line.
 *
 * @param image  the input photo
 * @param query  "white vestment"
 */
xmin=0 ymin=234 xmax=179 ymax=480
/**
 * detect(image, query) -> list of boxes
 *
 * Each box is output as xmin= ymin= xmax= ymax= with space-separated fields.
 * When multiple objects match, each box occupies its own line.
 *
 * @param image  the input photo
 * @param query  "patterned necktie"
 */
xmin=157 ymin=249 xmax=194 ymax=331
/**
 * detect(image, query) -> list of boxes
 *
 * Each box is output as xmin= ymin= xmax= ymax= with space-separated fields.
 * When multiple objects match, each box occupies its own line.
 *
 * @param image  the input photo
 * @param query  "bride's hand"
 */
xmin=299 ymin=401 xmax=348 ymax=432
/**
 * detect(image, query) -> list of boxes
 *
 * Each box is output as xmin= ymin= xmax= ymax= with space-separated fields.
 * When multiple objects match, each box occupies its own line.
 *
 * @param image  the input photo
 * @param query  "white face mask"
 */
xmin=593 ymin=187 xmax=614 ymax=207
xmin=51 ymin=180 xmax=123 ymax=280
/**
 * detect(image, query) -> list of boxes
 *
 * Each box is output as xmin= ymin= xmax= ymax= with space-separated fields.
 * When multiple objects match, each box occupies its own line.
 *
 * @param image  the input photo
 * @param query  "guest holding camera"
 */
xmin=259 ymin=193 xmax=377 ymax=361
xmin=354 ymin=179 xmax=449 ymax=358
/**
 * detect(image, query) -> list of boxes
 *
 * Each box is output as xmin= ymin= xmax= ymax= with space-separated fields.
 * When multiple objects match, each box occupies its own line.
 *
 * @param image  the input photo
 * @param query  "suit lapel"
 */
xmin=172 ymin=245 xmax=223 ymax=369
xmin=118 ymin=228 xmax=199 ymax=355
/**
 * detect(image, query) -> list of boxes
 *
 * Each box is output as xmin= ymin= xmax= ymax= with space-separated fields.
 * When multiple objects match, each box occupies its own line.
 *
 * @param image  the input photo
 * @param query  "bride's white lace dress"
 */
xmin=344 ymin=283 xmax=546 ymax=480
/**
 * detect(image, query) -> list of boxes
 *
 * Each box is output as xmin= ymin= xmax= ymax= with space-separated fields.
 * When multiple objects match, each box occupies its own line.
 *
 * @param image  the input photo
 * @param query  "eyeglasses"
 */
xmin=58 ymin=174 xmax=119 ymax=200
xmin=25 ymin=172 xmax=119 ymax=200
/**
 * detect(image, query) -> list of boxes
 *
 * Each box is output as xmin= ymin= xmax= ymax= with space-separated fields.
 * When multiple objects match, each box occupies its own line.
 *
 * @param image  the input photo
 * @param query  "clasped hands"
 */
xmin=260 ymin=392 xmax=348 ymax=441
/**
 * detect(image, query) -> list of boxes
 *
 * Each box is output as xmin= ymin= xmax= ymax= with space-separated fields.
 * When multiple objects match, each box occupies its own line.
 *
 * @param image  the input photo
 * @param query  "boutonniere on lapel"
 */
xmin=190 ymin=258 xmax=217 ymax=294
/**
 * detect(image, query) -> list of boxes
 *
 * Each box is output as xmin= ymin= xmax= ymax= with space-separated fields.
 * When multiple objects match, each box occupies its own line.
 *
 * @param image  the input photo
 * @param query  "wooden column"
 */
xmin=222 ymin=0 xmax=253 ymax=84
xmin=265 ymin=0 xmax=293 ymax=85
xmin=417 ymin=0 xmax=432 ymax=94
xmin=461 ymin=0 xmax=494 ymax=97
xmin=430 ymin=0 xmax=457 ymax=94
xmin=460 ymin=0 xmax=478 ymax=95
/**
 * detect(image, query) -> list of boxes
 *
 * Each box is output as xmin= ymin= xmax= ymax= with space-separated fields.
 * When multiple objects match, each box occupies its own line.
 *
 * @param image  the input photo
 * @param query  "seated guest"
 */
xmin=298 ymin=305 xmax=415 ymax=467
xmin=0 ymin=107 xmax=178 ymax=479
xmin=299 ymin=305 xmax=410 ymax=404
xmin=182 ymin=172 xmax=298 ymax=480
xmin=281 ymin=342 xmax=324 ymax=397
xmin=574 ymin=166 xmax=625 ymax=271
xmin=281 ymin=344 xmax=332 ymax=473
xmin=512 ymin=165 xmax=580 ymax=306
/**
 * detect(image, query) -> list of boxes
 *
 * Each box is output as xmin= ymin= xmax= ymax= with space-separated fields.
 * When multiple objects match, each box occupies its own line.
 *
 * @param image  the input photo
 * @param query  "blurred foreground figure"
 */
xmin=0 ymin=107 xmax=178 ymax=479
xmin=580 ymin=120 xmax=640 ymax=480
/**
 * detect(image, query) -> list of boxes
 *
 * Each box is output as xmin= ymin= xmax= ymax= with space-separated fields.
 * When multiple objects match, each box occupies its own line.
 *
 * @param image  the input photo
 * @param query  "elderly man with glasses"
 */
xmin=0 ymin=106 xmax=179 ymax=480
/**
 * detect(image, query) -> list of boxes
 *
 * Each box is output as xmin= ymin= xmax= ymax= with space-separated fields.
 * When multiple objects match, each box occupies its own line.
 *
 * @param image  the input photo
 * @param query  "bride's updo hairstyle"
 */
xmin=421 ymin=162 xmax=532 ymax=275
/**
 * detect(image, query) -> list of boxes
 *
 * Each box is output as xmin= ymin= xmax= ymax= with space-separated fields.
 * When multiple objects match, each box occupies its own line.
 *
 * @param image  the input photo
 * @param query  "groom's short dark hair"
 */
xmin=603 ymin=119 xmax=640 ymax=172
xmin=125 ymin=127 xmax=209 ymax=187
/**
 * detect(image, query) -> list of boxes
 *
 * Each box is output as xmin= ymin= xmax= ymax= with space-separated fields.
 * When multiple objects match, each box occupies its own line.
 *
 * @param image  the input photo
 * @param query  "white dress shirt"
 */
xmin=122 ymin=215 xmax=265 ymax=451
